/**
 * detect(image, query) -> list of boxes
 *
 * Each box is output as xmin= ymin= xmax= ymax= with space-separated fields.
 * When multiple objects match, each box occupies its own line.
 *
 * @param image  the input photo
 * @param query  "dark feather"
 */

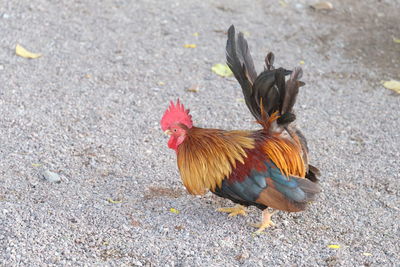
xmin=226 ymin=25 xmax=259 ymax=119
xmin=277 ymin=112 xmax=296 ymax=125
xmin=281 ymin=67 xmax=303 ymax=114
xmin=306 ymin=164 xmax=321 ymax=183
xmin=265 ymin=52 xmax=275 ymax=70
xmin=237 ymin=32 xmax=257 ymax=82
xmin=226 ymin=25 xmax=300 ymax=125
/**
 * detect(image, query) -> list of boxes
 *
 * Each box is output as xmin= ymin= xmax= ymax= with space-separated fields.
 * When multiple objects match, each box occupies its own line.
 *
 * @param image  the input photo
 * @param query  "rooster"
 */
xmin=161 ymin=25 xmax=321 ymax=232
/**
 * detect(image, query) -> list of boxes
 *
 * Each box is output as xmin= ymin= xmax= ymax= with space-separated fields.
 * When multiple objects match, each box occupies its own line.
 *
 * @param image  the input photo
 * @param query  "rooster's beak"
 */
xmin=164 ymin=130 xmax=172 ymax=135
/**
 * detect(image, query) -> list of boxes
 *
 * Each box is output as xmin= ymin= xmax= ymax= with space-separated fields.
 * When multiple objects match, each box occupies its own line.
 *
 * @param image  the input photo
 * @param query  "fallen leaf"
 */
xmin=236 ymin=98 xmax=245 ymax=102
xmin=158 ymin=81 xmax=165 ymax=86
xmin=328 ymin=244 xmax=340 ymax=249
xmin=32 ymin=163 xmax=42 ymax=167
xmin=393 ymin=37 xmax=400 ymax=44
xmin=212 ymin=63 xmax=233 ymax=77
xmin=193 ymin=32 xmax=199 ymax=37
xmin=15 ymin=44 xmax=42 ymax=59
xmin=299 ymin=60 xmax=305 ymax=65
xmin=279 ymin=0 xmax=288 ymax=7
xmin=175 ymin=225 xmax=185 ymax=230
xmin=310 ymin=1 xmax=333 ymax=10
xmin=243 ymin=31 xmax=251 ymax=37
xmin=382 ymin=80 xmax=400 ymax=94
xmin=107 ymin=198 xmax=122 ymax=204
xmin=186 ymin=85 xmax=199 ymax=93
xmin=183 ymin=44 xmax=196 ymax=48
xmin=363 ymin=252 xmax=372 ymax=256
xmin=169 ymin=208 xmax=180 ymax=214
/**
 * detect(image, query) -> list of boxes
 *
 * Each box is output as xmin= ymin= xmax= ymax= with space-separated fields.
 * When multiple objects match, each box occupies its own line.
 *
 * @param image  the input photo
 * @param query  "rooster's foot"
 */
xmin=217 ymin=204 xmax=247 ymax=217
xmin=251 ymin=209 xmax=276 ymax=234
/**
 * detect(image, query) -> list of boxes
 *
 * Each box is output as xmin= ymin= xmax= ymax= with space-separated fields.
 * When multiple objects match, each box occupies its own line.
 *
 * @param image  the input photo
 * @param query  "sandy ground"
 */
xmin=1 ymin=0 xmax=399 ymax=266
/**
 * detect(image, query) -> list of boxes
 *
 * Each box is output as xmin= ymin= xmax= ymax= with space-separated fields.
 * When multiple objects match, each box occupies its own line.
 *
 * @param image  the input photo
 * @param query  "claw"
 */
xmin=251 ymin=209 xmax=276 ymax=234
xmin=217 ymin=204 xmax=247 ymax=217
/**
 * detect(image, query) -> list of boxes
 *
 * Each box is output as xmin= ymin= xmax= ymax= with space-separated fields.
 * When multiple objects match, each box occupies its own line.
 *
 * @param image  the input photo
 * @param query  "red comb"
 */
xmin=160 ymin=99 xmax=193 ymax=131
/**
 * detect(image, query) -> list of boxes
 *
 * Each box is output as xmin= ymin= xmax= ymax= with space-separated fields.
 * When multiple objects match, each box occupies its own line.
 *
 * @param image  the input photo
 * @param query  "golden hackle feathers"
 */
xmin=262 ymin=135 xmax=306 ymax=178
xmin=257 ymin=99 xmax=306 ymax=178
xmin=177 ymin=128 xmax=255 ymax=195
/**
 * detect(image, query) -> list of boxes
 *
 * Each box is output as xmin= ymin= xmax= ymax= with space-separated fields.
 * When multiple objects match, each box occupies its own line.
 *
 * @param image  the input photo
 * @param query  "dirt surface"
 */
xmin=1 ymin=0 xmax=399 ymax=266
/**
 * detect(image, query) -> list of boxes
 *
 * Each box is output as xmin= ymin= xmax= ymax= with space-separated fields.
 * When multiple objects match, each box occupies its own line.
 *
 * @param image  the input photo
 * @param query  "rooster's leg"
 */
xmin=217 ymin=204 xmax=247 ymax=217
xmin=251 ymin=209 xmax=276 ymax=233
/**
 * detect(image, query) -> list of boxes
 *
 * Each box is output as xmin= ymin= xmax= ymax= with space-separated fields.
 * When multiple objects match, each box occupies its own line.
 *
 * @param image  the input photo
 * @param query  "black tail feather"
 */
xmin=226 ymin=25 xmax=303 ymax=126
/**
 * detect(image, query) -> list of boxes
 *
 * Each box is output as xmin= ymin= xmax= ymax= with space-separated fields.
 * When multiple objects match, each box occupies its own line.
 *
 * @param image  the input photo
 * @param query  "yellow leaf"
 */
xmin=193 ymin=32 xmax=199 ymax=37
xmin=169 ymin=208 xmax=180 ymax=214
xmin=393 ymin=37 xmax=400 ymax=43
xmin=183 ymin=44 xmax=196 ymax=48
xmin=310 ymin=1 xmax=333 ymax=10
xmin=236 ymin=98 xmax=245 ymax=102
xmin=299 ymin=60 xmax=305 ymax=65
xmin=243 ymin=31 xmax=251 ymax=37
xmin=186 ymin=85 xmax=199 ymax=93
xmin=107 ymin=198 xmax=122 ymax=204
xmin=279 ymin=0 xmax=288 ymax=7
xmin=212 ymin=63 xmax=233 ymax=77
xmin=382 ymin=80 xmax=400 ymax=94
xmin=15 ymin=44 xmax=42 ymax=59
xmin=328 ymin=244 xmax=340 ymax=249
xmin=158 ymin=81 xmax=165 ymax=86
xmin=363 ymin=252 xmax=372 ymax=256
xmin=32 ymin=163 xmax=42 ymax=167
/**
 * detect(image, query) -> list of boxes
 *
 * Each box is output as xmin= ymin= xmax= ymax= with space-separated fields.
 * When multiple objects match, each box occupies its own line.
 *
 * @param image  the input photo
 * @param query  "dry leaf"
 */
xmin=236 ymin=98 xmax=245 ymax=102
xmin=183 ymin=44 xmax=196 ymax=48
xmin=310 ymin=1 xmax=333 ymax=10
xmin=107 ymin=198 xmax=122 ymax=204
xmin=299 ymin=60 xmax=305 ymax=65
xmin=392 ymin=37 xmax=400 ymax=44
xmin=31 ymin=163 xmax=42 ymax=167
xmin=212 ymin=63 xmax=233 ymax=77
xmin=169 ymin=208 xmax=180 ymax=214
xmin=363 ymin=252 xmax=372 ymax=256
xmin=328 ymin=244 xmax=340 ymax=249
xmin=175 ymin=225 xmax=185 ymax=230
xmin=382 ymin=80 xmax=400 ymax=94
xmin=186 ymin=85 xmax=199 ymax=93
xmin=15 ymin=44 xmax=42 ymax=59
xmin=193 ymin=32 xmax=199 ymax=37
xmin=158 ymin=81 xmax=165 ymax=86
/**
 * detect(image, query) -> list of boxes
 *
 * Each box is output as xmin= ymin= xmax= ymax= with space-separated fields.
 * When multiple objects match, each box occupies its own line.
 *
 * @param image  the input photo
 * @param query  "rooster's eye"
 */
xmin=173 ymin=129 xmax=177 ymax=132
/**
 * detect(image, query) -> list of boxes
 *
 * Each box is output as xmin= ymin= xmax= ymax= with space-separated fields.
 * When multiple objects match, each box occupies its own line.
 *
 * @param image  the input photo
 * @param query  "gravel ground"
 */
xmin=1 ymin=0 xmax=399 ymax=266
